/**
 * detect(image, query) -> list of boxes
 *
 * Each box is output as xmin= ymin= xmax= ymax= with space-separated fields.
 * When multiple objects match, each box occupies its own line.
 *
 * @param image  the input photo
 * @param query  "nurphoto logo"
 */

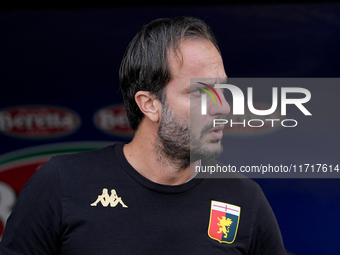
xmin=197 ymin=80 xmax=312 ymax=128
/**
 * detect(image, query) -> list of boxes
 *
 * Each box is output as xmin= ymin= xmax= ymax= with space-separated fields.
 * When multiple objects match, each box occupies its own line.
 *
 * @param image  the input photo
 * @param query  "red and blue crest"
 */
xmin=208 ymin=200 xmax=241 ymax=244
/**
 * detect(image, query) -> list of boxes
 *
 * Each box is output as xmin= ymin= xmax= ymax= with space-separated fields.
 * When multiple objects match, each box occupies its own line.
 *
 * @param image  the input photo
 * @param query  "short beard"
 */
xmin=156 ymin=101 xmax=191 ymax=171
xmin=156 ymin=100 xmax=223 ymax=172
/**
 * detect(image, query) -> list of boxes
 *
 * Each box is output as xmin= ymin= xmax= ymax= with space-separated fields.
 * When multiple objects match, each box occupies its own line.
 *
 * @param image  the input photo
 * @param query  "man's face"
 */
xmin=157 ymin=39 xmax=230 ymax=165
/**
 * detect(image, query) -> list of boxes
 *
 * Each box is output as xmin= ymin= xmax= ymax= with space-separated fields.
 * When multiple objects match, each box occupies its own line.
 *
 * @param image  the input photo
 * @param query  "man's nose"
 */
xmin=208 ymin=89 xmax=230 ymax=117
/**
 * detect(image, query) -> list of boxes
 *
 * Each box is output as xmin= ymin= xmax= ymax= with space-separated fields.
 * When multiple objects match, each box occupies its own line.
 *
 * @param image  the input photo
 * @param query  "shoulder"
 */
xmin=48 ymin=143 xmax=120 ymax=175
xmin=52 ymin=144 xmax=118 ymax=166
xmin=21 ymin=143 xmax=123 ymax=195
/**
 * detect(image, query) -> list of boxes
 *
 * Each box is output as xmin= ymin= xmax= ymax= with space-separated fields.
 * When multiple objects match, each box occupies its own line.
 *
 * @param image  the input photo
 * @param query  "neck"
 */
xmin=123 ymin=129 xmax=199 ymax=186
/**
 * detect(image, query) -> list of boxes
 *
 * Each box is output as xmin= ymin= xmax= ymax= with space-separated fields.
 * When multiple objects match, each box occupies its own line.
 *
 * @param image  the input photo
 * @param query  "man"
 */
xmin=0 ymin=17 xmax=286 ymax=254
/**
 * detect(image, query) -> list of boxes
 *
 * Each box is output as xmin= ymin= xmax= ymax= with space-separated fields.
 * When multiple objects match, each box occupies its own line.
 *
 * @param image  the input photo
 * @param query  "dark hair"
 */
xmin=119 ymin=16 xmax=220 ymax=131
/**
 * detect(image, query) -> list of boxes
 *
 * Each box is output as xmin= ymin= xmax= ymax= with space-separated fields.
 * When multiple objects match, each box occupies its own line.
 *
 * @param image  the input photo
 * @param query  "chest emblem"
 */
xmin=90 ymin=188 xmax=128 ymax=208
xmin=208 ymin=200 xmax=240 ymax=244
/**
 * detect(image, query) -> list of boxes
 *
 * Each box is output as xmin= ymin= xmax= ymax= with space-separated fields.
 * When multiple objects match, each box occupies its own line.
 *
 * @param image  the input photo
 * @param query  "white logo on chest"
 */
xmin=90 ymin=188 xmax=128 ymax=208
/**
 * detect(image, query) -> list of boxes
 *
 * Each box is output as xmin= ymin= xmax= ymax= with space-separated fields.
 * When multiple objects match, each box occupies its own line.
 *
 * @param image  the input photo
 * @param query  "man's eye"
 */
xmin=195 ymin=87 xmax=207 ymax=94
xmin=191 ymin=89 xmax=202 ymax=96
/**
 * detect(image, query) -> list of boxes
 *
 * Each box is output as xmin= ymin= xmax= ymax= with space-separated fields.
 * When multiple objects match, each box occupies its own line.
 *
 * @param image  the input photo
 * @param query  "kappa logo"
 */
xmin=90 ymin=188 xmax=128 ymax=208
xmin=208 ymin=200 xmax=241 ymax=244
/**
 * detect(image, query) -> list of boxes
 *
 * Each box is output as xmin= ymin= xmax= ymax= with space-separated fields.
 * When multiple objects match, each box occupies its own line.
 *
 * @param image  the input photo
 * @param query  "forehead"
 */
xmin=167 ymin=39 xmax=225 ymax=81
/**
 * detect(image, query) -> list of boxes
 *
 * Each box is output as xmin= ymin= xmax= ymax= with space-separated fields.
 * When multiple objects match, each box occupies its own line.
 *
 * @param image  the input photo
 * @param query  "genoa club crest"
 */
xmin=208 ymin=200 xmax=241 ymax=244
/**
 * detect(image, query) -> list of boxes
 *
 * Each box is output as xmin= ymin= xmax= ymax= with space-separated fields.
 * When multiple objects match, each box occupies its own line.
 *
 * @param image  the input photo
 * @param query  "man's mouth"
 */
xmin=209 ymin=125 xmax=224 ymax=132
xmin=207 ymin=125 xmax=224 ymax=139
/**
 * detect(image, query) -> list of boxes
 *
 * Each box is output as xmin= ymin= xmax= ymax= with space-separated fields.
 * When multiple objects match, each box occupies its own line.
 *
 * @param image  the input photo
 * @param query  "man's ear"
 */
xmin=135 ymin=91 xmax=161 ymax=123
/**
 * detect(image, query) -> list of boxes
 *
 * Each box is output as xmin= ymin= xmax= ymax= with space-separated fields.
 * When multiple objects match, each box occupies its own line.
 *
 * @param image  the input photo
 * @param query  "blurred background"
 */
xmin=1 ymin=1 xmax=340 ymax=254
